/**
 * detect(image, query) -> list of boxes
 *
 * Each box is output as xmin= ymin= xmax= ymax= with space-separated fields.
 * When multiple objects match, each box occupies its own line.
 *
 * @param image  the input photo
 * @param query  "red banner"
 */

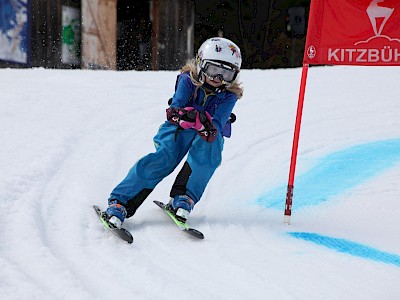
xmin=304 ymin=0 xmax=400 ymax=65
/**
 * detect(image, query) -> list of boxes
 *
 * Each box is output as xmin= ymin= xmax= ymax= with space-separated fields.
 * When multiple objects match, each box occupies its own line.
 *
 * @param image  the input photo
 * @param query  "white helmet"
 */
xmin=196 ymin=37 xmax=242 ymax=86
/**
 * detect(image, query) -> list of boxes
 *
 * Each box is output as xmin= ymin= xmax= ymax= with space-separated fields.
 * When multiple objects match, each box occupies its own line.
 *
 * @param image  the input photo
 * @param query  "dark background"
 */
xmin=194 ymin=0 xmax=310 ymax=69
xmin=1 ymin=0 xmax=310 ymax=70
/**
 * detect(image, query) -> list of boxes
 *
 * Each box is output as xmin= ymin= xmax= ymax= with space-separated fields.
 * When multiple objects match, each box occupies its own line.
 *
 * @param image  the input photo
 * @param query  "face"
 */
xmin=204 ymin=76 xmax=223 ymax=87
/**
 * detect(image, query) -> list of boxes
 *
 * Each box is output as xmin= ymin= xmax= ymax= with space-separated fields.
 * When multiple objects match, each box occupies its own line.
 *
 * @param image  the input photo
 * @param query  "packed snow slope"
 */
xmin=1 ymin=66 xmax=399 ymax=300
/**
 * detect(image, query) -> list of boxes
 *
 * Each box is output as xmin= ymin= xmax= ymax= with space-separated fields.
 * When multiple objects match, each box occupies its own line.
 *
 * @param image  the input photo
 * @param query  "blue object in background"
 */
xmin=0 ymin=0 xmax=30 ymax=63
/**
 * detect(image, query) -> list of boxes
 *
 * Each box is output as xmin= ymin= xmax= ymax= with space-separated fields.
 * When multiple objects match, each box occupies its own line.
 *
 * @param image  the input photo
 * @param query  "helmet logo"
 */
xmin=215 ymin=45 xmax=222 ymax=52
xmin=229 ymin=44 xmax=241 ymax=58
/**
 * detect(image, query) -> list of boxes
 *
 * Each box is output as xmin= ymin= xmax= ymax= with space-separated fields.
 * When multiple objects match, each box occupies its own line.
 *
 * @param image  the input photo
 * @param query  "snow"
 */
xmin=1 ymin=66 xmax=399 ymax=299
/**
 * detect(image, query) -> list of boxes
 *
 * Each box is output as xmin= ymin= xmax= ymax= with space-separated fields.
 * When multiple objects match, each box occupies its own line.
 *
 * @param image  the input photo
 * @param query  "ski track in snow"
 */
xmin=1 ymin=67 xmax=399 ymax=299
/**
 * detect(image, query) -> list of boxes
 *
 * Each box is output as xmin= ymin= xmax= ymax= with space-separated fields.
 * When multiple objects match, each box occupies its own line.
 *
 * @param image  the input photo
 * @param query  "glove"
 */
xmin=196 ymin=111 xmax=218 ymax=143
xmin=166 ymin=107 xmax=197 ymax=129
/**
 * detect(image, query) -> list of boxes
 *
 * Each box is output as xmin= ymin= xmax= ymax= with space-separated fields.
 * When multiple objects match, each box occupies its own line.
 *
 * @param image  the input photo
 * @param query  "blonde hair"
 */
xmin=180 ymin=59 xmax=243 ymax=99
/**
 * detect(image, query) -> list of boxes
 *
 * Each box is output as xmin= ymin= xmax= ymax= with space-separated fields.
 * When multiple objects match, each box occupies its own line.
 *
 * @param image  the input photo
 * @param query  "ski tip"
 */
xmin=187 ymin=228 xmax=204 ymax=239
xmin=121 ymin=230 xmax=134 ymax=244
xmin=93 ymin=205 xmax=102 ymax=216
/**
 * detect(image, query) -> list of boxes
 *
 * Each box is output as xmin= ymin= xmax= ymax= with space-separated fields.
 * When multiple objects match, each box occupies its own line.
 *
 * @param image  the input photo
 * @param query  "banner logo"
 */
xmin=307 ymin=45 xmax=316 ymax=59
xmin=368 ymin=0 xmax=393 ymax=35
xmin=355 ymin=0 xmax=400 ymax=45
xmin=327 ymin=0 xmax=400 ymax=64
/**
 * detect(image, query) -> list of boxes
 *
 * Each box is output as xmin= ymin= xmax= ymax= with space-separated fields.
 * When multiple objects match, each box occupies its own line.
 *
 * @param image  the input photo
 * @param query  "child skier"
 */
xmin=104 ymin=37 xmax=243 ymax=228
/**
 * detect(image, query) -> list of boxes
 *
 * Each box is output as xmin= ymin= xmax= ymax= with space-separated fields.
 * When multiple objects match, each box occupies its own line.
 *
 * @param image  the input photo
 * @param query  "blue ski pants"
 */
xmin=109 ymin=122 xmax=224 ymax=216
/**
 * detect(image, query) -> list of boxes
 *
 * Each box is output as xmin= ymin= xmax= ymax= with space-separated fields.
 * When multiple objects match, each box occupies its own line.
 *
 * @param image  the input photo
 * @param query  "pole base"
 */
xmin=284 ymin=214 xmax=291 ymax=225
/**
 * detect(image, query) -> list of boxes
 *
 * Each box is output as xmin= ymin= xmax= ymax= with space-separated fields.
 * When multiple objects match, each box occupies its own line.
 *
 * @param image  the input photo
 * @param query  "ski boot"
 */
xmin=105 ymin=200 xmax=127 ymax=229
xmin=167 ymin=195 xmax=194 ymax=223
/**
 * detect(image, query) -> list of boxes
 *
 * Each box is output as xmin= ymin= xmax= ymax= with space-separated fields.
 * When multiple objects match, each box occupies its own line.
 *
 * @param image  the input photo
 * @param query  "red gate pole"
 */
xmin=284 ymin=63 xmax=309 ymax=224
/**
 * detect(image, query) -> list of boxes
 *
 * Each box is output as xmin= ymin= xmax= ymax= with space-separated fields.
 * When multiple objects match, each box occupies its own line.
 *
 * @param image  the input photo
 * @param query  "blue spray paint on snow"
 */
xmin=288 ymin=232 xmax=400 ymax=267
xmin=259 ymin=139 xmax=400 ymax=210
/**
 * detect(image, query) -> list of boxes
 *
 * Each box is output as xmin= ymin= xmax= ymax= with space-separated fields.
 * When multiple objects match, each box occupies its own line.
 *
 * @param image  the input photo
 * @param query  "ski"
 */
xmin=153 ymin=200 xmax=204 ymax=239
xmin=93 ymin=205 xmax=133 ymax=244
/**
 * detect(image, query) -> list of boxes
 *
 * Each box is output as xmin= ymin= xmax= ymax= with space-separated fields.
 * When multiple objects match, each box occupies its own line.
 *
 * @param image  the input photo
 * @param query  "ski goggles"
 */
xmin=202 ymin=61 xmax=238 ymax=84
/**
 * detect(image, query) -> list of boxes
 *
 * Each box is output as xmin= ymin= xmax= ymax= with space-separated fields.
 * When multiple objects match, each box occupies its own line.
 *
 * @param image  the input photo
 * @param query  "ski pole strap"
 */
xmin=174 ymin=127 xmax=183 ymax=141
